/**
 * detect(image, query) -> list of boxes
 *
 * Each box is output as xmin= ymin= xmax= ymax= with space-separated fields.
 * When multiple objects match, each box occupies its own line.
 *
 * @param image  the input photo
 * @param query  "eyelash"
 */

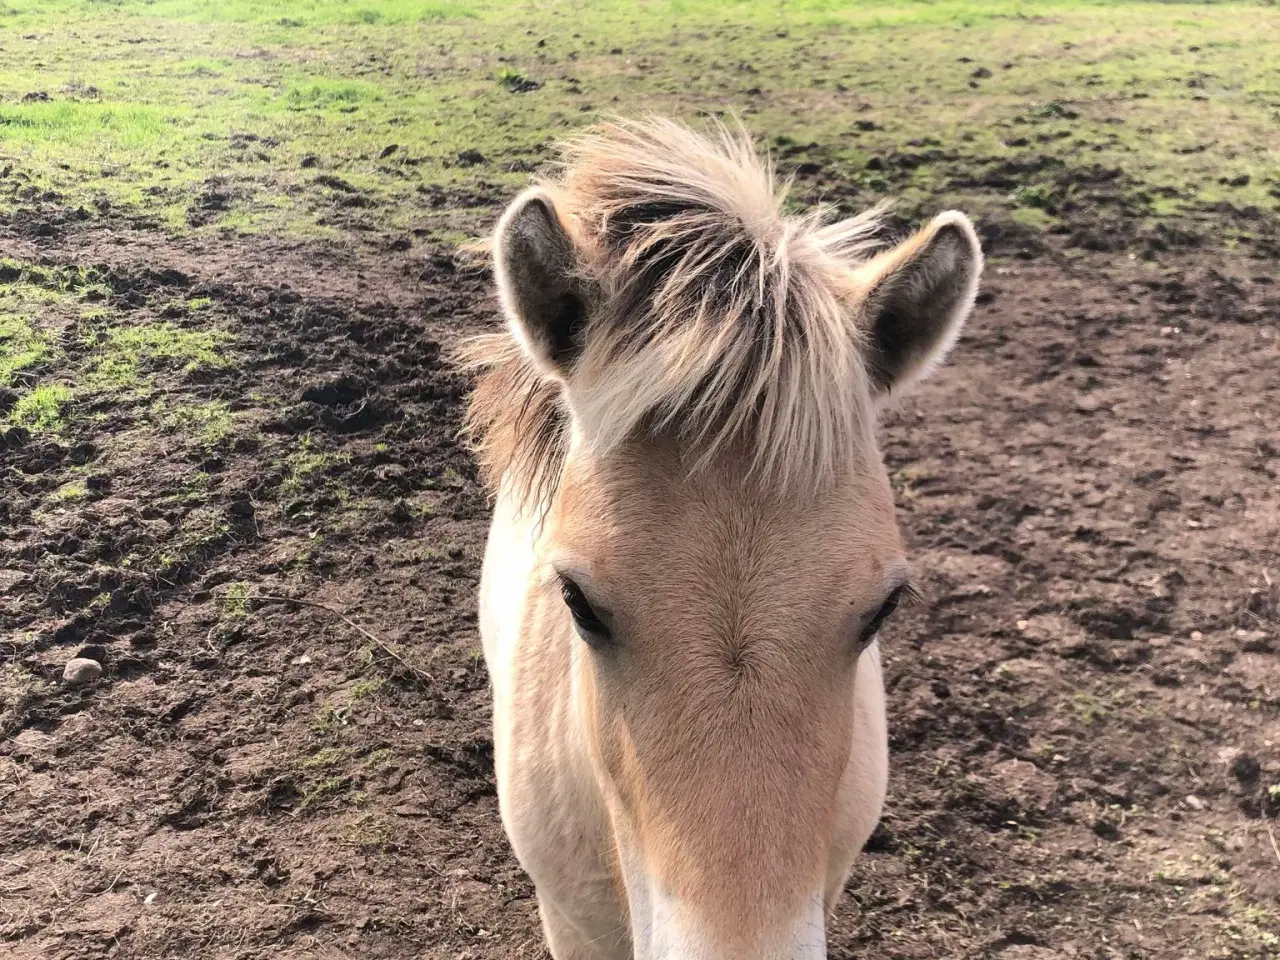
xmin=559 ymin=575 xmax=612 ymax=647
xmin=859 ymin=583 xmax=919 ymax=647
xmin=559 ymin=576 xmax=917 ymax=651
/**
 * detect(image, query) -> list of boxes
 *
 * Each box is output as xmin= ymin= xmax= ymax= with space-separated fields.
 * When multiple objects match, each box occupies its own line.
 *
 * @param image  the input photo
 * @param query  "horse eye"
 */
xmin=858 ymin=584 xmax=912 ymax=648
xmin=559 ymin=576 xmax=612 ymax=648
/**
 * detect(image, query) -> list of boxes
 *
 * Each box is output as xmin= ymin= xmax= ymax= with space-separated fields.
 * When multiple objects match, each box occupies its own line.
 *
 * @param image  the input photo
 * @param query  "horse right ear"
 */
xmin=855 ymin=211 xmax=983 ymax=400
xmin=493 ymin=188 xmax=591 ymax=378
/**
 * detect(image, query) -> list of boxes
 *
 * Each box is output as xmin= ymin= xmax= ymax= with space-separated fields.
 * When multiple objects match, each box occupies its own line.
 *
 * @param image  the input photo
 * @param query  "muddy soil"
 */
xmin=1 ymin=188 xmax=1277 ymax=960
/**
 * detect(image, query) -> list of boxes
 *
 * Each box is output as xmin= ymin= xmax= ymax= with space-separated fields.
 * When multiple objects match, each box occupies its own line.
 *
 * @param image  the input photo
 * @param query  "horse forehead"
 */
xmin=558 ymin=451 xmax=903 ymax=596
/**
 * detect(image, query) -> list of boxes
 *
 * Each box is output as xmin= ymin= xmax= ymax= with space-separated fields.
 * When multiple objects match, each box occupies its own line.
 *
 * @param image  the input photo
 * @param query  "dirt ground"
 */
xmin=2 ymin=158 xmax=1279 ymax=960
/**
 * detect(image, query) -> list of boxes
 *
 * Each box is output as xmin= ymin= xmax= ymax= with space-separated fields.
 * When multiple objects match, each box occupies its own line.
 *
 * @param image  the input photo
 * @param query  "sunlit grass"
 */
xmin=0 ymin=101 xmax=175 ymax=149
xmin=86 ymin=322 xmax=232 ymax=390
xmin=0 ymin=313 xmax=50 ymax=386
xmin=0 ymin=0 xmax=1275 ymax=238
xmin=284 ymin=79 xmax=384 ymax=109
xmin=9 ymin=383 xmax=72 ymax=432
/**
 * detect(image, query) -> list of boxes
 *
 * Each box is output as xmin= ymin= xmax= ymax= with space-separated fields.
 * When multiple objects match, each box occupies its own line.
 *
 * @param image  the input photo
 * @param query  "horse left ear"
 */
xmin=857 ymin=211 xmax=983 ymax=399
xmin=493 ymin=187 xmax=594 ymax=380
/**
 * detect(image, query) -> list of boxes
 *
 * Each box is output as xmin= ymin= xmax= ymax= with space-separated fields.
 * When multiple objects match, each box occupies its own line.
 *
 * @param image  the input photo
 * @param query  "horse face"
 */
xmin=546 ymin=438 xmax=905 ymax=960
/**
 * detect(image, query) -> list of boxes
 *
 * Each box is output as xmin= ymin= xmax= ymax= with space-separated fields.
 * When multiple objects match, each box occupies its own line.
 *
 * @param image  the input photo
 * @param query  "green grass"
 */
xmin=278 ymin=436 xmax=352 ymax=517
xmin=221 ymin=581 xmax=250 ymax=618
xmin=1070 ymin=691 xmax=1109 ymax=725
xmin=0 ymin=313 xmax=50 ymax=386
xmin=0 ymin=257 xmax=242 ymax=473
xmin=285 ymin=79 xmax=383 ymax=109
xmin=300 ymin=746 xmax=352 ymax=770
xmin=297 ymin=775 xmax=349 ymax=811
xmin=146 ymin=512 xmax=231 ymax=580
xmin=9 ymin=383 xmax=71 ymax=431
xmin=0 ymin=0 xmax=1275 ymax=241
xmin=0 ymin=101 xmax=174 ymax=150
xmin=86 ymin=322 xmax=231 ymax=390
xmin=50 ymin=479 xmax=87 ymax=501
xmin=0 ymin=264 xmax=96 ymax=387
xmin=159 ymin=399 xmax=235 ymax=445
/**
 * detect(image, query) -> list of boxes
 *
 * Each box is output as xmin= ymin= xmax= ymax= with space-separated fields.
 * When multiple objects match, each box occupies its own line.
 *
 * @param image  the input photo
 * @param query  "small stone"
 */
xmin=291 ymin=654 xmax=312 ymax=666
xmin=1016 ymin=619 xmax=1029 ymax=631
xmin=1073 ymin=394 xmax=1101 ymax=414
xmin=1184 ymin=794 xmax=1206 ymax=811
xmin=63 ymin=658 xmax=103 ymax=685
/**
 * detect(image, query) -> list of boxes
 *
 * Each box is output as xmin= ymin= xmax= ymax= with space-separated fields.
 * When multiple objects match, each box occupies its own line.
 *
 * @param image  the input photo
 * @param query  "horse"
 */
xmin=463 ymin=117 xmax=982 ymax=960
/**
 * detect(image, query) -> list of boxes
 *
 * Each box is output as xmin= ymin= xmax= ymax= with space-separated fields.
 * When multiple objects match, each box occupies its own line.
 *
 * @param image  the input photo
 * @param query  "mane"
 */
xmin=463 ymin=117 xmax=887 ymax=505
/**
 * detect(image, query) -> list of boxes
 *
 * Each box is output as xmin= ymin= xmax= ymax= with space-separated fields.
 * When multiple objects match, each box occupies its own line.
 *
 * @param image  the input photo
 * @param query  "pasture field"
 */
xmin=1 ymin=1 xmax=1278 ymax=957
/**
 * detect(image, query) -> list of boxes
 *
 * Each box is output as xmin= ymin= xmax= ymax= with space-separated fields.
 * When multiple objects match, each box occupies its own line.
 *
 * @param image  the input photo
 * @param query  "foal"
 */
xmin=465 ymin=118 xmax=982 ymax=960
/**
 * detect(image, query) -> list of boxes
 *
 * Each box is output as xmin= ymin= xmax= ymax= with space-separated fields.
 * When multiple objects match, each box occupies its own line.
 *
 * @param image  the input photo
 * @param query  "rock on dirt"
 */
xmin=63 ymin=657 xmax=104 ymax=686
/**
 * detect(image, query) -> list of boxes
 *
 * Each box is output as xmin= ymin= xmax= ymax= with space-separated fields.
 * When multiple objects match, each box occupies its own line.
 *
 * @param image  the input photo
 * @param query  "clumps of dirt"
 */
xmin=313 ymin=174 xmax=360 ymax=193
xmin=0 ymin=226 xmax=535 ymax=955
xmin=187 ymin=177 xmax=247 ymax=227
xmin=2 ymin=179 xmax=1278 ymax=960
xmin=780 ymin=137 xmax=1280 ymax=263
xmin=498 ymin=72 xmax=542 ymax=94
xmin=0 ymin=163 xmax=154 ymax=240
xmin=415 ymin=181 xmax=505 ymax=210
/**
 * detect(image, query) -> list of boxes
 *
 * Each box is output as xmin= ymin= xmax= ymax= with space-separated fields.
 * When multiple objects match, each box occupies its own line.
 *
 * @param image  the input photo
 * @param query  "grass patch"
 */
xmin=86 ymin=321 xmax=231 ymax=390
xmin=297 ymin=775 xmax=348 ymax=812
xmin=284 ymin=78 xmax=382 ymax=110
xmin=278 ymin=436 xmax=351 ymax=517
xmin=309 ymin=704 xmax=348 ymax=734
xmin=341 ymin=812 xmax=395 ymax=849
xmin=50 ymin=479 xmax=87 ymax=502
xmin=139 ymin=511 xmax=230 ymax=580
xmin=0 ymin=100 xmax=174 ymax=150
xmin=161 ymin=399 xmax=234 ymax=445
xmin=9 ymin=384 xmax=71 ymax=432
xmin=0 ymin=0 xmax=1274 ymax=242
xmin=1070 ymin=691 xmax=1109 ymax=725
xmin=349 ymin=677 xmax=384 ymax=701
xmin=221 ymin=581 xmax=250 ymax=618
xmin=299 ymin=746 xmax=351 ymax=770
xmin=0 ymin=313 xmax=51 ymax=386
